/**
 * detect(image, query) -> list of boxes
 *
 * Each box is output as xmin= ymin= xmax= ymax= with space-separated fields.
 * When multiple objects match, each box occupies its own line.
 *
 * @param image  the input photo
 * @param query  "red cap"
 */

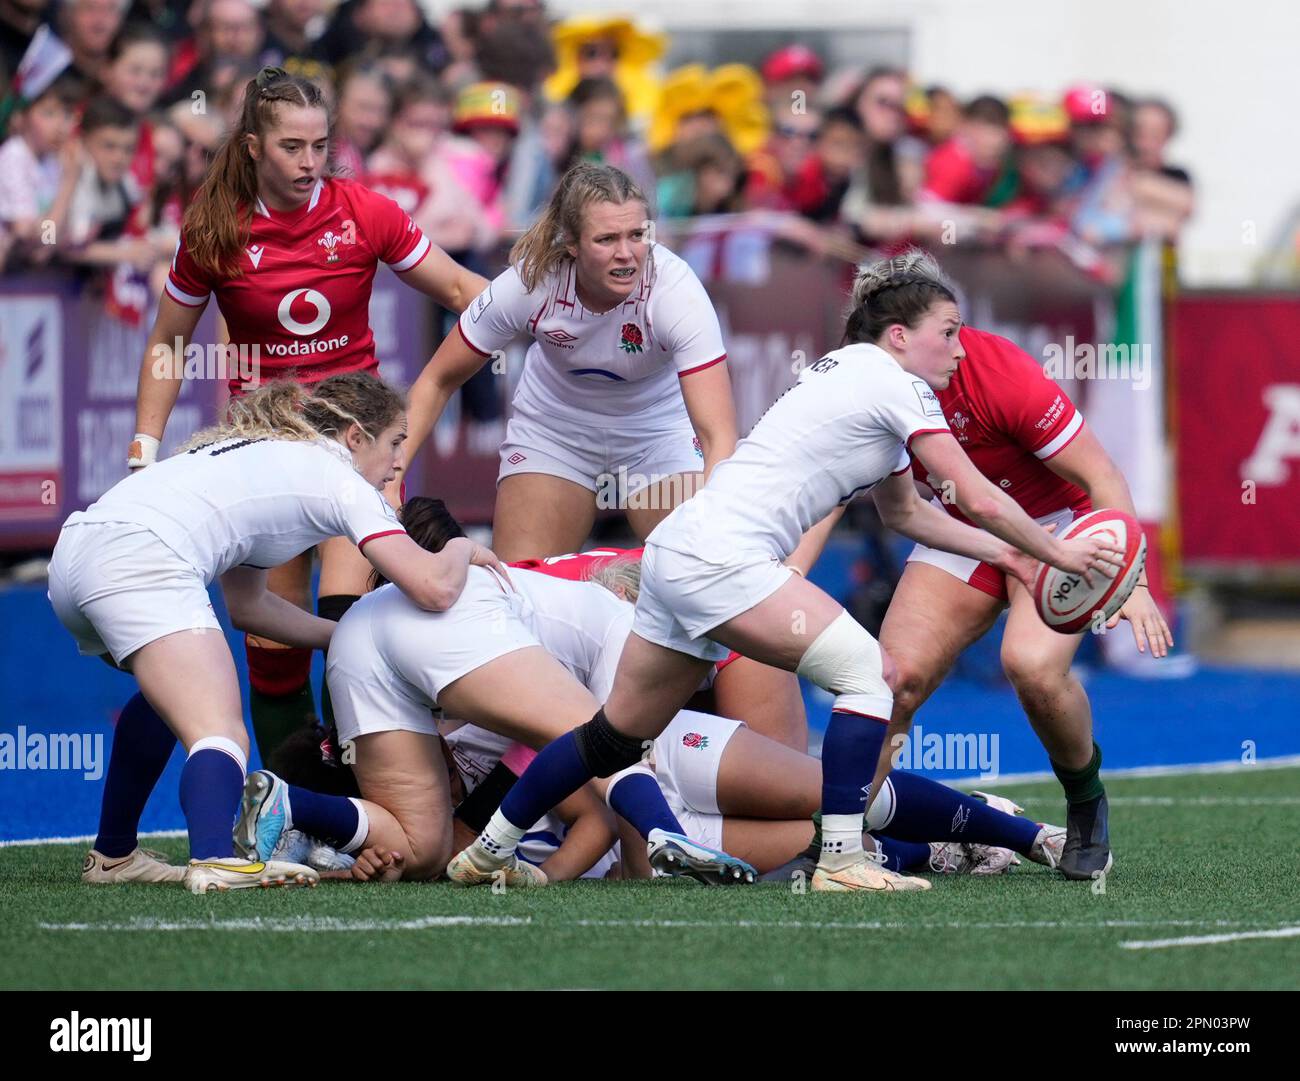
xmin=761 ymin=45 xmax=824 ymax=85
xmin=1063 ymin=83 xmax=1111 ymax=124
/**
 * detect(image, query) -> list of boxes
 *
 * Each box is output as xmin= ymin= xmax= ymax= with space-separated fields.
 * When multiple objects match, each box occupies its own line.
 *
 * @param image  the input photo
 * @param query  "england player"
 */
xmin=867 ymin=324 xmax=1174 ymax=880
xmin=59 ymin=375 xmax=506 ymax=892
xmin=451 ymin=250 xmax=1125 ymax=894
xmin=239 ymin=500 xmax=1065 ymax=885
xmin=405 ymin=161 xmax=738 ymax=561
xmin=131 ymin=67 xmax=487 ymax=760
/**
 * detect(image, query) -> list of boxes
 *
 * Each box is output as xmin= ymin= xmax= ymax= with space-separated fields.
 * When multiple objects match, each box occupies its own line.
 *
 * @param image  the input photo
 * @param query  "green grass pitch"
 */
xmin=2 ymin=766 xmax=1297 ymax=991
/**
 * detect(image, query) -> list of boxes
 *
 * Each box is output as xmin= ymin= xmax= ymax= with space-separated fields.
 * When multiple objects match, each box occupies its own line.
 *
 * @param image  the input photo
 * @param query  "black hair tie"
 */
xmin=255 ymin=66 xmax=289 ymax=91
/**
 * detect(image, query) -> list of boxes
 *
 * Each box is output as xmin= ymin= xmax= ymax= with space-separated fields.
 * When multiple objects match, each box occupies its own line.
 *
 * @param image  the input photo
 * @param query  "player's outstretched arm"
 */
xmin=219 ymin=566 xmax=335 ymax=649
xmin=398 ymin=242 xmax=489 ymax=316
xmin=130 ymin=293 xmax=206 ymax=467
xmin=910 ymin=431 xmax=1123 ymax=582
xmin=679 ymin=360 xmax=738 ymax=481
xmin=540 ymin=785 xmax=620 ymax=883
xmin=871 ymin=472 xmax=1036 ymax=589
xmin=405 ymin=322 xmax=492 ymax=467
xmin=363 ymin=533 xmax=510 ymax=612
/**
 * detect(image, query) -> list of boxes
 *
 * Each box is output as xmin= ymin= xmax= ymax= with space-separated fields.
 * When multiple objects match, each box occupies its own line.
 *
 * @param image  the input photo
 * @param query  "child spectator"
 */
xmin=333 ymin=62 xmax=392 ymax=177
xmin=564 ymin=76 xmax=654 ymax=195
xmin=657 ymin=132 xmax=745 ymax=218
xmin=0 ymin=73 xmax=81 ymax=264
xmin=63 ymin=95 xmax=166 ymax=270
xmin=919 ymin=94 xmax=1012 ymax=206
xmin=788 ymin=105 xmax=865 ymax=222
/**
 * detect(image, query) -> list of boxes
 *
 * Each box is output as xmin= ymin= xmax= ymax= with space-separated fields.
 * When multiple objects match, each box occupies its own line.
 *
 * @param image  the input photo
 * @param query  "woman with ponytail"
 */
xmin=449 ymin=249 xmax=1126 ymax=896
xmin=128 ymin=67 xmax=488 ymax=761
xmin=406 ymin=160 xmax=738 ymax=562
xmin=54 ymin=373 xmax=508 ymax=895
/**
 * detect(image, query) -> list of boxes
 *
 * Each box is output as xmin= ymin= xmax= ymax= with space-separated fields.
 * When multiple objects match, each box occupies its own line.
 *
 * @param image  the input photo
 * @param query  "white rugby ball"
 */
xmin=1032 ymin=509 xmax=1147 ymax=635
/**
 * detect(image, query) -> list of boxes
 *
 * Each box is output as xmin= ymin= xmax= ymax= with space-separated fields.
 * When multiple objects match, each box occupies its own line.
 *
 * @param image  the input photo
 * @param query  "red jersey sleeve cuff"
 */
xmin=905 ymin=427 xmax=952 ymax=449
xmin=457 ymin=320 xmax=493 ymax=358
xmin=389 ymin=234 xmax=431 ymax=273
xmin=165 ymin=277 xmax=209 ymax=307
xmin=1032 ymin=411 xmax=1084 ymax=460
xmin=357 ymin=528 xmax=406 ymax=552
xmin=677 ymin=354 xmax=727 ymax=377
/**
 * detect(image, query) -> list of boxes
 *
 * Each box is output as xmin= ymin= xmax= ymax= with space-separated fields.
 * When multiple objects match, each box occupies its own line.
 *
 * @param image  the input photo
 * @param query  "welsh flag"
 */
xmin=0 ymin=25 xmax=73 ymax=139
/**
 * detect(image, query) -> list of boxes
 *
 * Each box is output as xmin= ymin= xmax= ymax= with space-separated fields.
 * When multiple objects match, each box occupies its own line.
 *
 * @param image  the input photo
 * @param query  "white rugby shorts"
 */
xmin=48 ymin=522 xmax=221 ymax=665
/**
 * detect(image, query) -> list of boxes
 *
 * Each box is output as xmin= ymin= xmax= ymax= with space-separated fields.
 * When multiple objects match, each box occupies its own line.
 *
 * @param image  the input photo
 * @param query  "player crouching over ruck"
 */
xmin=55 ymin=375 xmax=509 ymax=893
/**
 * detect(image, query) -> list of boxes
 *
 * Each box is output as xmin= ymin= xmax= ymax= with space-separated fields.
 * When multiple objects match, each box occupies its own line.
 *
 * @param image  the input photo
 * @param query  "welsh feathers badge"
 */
xmin=619 ymin=323 xmax=644 ymax=353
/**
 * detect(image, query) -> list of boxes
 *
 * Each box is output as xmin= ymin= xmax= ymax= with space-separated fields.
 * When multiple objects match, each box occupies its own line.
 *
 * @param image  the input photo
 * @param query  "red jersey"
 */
xmin=509 ymin=548 xmax=643 ymax=579
xmin=911 ymin=327 xmax=1090 ymax=524
xmin=165 ymin=177 xmax=431 ymax=392
xmin=920 ymin=138 xmax=998 ymax=206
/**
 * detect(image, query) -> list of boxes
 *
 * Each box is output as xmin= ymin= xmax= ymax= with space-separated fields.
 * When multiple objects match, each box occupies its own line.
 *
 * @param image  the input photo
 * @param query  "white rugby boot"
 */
xmin=184 ymin=856 xmax=319 ymax=894
xmin=82 ymin=847 xmax=186 ymax=885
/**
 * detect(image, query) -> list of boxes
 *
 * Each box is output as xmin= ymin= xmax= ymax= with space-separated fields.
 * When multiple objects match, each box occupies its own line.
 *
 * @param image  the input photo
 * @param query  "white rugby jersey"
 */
xmin=649 ymin=342 xmax=951 ymax=561
xmin=457 ymin=243 xmax=727 ymax=430
xmin=333 ymin=566 xmax=633 ymax=713
xmin=64 ymin=437 xmax=402 ymax=581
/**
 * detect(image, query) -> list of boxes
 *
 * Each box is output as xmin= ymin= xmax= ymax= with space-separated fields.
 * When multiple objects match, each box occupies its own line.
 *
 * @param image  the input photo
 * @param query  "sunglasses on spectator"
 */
xmin=869 ymin=96 xmax=906 ymax=112
xmin=579 ymin=41 xmax=618 ymax=61
xmin=776 ymin=124 xmax=815 ymax=140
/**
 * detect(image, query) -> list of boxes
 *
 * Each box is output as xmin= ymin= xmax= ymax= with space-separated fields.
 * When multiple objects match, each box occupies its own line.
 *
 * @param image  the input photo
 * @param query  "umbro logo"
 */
xmin=952 ymin=806 xmax=971 ymax=833
xmin=247 ymin=245 xmax=265 ymax=269
xmin=543 ymin=329 xmax=579 ymax=349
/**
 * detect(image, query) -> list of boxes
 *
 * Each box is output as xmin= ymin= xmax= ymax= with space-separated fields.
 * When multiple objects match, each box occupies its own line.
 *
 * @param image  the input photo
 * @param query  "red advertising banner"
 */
xmin=1171 ymin=293 xmax=1300 ymax=570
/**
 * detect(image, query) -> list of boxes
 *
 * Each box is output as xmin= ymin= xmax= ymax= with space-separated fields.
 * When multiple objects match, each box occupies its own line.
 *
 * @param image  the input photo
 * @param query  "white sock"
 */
xmin=820 ymin=813 xmax=865 ymax=870
xmin=473 ymin=811 xmax=525 ymax=867
xmin=341 ymin=798 xmax=369 ymax=855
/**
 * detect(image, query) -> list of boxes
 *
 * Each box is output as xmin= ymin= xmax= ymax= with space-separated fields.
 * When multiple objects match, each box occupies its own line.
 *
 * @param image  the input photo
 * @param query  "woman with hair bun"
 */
xmin=450 ymin=249 xmax=1125 ymax=894
xmin=128 ymin=66 xmax=489 ymax=762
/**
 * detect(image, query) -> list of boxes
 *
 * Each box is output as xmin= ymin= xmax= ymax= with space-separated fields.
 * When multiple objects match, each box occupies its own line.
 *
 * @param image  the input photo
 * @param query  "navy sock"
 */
xmin=821 ymin=711 xmax=888 ymax=815
xmin=285 ymin=784 xmax=359 ymax=849
xmin=885 ymin=772 xmax=1041 ymax=852
xmin=606 ymin=771 xmax=684 ymax=840
xmin=875 ymin=836 xmax=931 ymax=872
xmin=499 ymin=730 xmax=593 ymax=831
xmin=93 ymin=693 xmax=177 ymax=858
xmin=179 ymin=747 xmax=244 ymax=860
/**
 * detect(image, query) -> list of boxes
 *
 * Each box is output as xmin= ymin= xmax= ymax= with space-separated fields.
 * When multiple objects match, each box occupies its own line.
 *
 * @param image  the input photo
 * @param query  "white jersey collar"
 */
xmin=254 ymin=180 xmax=325 ymax=219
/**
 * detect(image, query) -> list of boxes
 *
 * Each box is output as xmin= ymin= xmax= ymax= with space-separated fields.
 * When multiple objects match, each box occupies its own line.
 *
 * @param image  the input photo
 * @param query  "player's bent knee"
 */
xmin=795 ymin=610 xmax=893 ymax=719
xmin=1001 ymin=649 xmax=1068 ymax=700
xmin=865 ymin=775 xmax=896 ymax=832
xmin=574 ymin=709 xmax=648 ymax=778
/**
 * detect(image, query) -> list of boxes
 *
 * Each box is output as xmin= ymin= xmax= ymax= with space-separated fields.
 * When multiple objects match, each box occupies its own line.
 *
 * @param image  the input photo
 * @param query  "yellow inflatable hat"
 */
xmin=544 ymin=15 xmax=667 ymax=124
xmin=648 ymin=62 xmax=770 ymax=156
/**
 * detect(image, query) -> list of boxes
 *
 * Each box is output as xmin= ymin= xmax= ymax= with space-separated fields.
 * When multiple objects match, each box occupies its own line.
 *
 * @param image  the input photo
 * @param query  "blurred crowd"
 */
xmin=0 ymin=0 xmax=1196 ymax=301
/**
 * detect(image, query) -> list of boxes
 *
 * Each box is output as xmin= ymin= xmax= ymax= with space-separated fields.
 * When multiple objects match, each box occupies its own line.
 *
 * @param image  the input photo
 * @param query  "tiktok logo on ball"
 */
xmin=277 ymin=288 xmax=331 ymax=336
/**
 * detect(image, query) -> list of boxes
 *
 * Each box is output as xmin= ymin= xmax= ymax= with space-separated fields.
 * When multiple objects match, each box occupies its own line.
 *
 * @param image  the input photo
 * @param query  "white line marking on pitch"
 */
xmin=1120 ymin=926 xmax=1300 ymax=950
xmin=38 ymin=915 xmax=532 ymax=932
xmin=569 ymin=918 xmax=1279 ymax=932
xmin=952 ymin=755 xmax=1300 ymax=789
xmin=37 ymin=916 xmax=1296 ymax=936
xmin=1016 ymin=797 xmax=1300 ymax=806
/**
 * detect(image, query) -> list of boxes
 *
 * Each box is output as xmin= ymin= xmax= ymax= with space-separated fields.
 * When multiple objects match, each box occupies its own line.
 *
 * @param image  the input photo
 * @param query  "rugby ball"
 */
xmin=1032 ymin=509 xmax=1147 ymax=635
